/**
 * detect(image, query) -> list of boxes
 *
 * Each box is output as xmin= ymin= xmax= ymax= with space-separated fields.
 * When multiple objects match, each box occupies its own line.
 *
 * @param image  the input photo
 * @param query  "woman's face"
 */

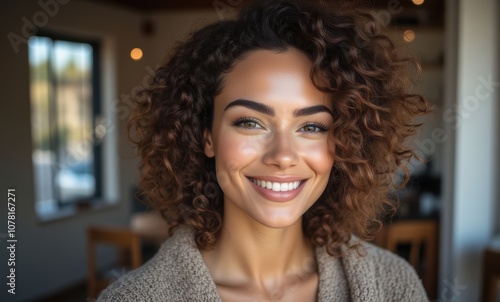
xmin=204 ymin=48 xmax=335 ymax=229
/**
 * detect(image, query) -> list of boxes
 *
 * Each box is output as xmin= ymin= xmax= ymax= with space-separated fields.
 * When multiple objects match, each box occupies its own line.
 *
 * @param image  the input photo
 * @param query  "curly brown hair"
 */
xmin=128 ymin=0 xmax=431 ymax=256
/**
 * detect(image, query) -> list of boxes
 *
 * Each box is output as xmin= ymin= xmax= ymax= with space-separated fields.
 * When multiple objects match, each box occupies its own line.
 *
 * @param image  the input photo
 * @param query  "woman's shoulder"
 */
xmin=317 ymin=238 xmax=428 ymax=301
xmin=96 ymin=226 xmax=220 ymax=302
xmin=367 ymin=241 xmax=428 ymax=300
xmin=350 ymin=240 xmax=428 ymax=301
xmin=96 ymin=258 xmax=170 ymax=302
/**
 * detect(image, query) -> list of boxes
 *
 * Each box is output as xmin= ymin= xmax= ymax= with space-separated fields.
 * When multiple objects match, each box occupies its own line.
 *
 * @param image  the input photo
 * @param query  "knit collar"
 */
xmin=163 ymin=225 xmax=380 ymax=302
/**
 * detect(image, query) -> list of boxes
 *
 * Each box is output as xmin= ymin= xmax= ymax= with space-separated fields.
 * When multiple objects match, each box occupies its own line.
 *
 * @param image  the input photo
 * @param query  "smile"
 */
xmin=247 ymin=176 xmax=307 ymax=202
xmin=249 ymin=177 xmax=303 ymax=192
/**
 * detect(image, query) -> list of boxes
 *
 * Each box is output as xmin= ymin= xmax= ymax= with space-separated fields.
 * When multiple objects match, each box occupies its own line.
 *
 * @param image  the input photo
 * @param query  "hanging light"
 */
xmin=403 ymin=30 xmax=416 ymax=43
xmin=130 ymin=48 xmax=143 ymax=61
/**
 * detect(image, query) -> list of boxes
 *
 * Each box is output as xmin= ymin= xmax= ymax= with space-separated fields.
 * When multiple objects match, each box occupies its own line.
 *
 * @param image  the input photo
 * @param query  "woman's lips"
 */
xmin=249 ymin=177 xmax=302 ymax=191
xmin=247 ymin=177 xmax=307 ymax=202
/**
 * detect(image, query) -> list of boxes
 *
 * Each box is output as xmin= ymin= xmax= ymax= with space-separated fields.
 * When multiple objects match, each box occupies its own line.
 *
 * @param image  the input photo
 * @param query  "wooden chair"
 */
xmin=374 ymin=220 xmax=439 ymax=299
xmin=87 ymin=226 xmax=142 ymax=299
xmin=129 ymin=211 xmax=170 ymax=246
xmin=481 ymin=248 xmax=500 ymax=302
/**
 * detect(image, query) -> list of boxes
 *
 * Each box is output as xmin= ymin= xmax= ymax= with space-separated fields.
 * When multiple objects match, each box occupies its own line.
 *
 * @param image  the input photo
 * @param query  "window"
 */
xmin=29 ymin=33 xmax=102 ymax=219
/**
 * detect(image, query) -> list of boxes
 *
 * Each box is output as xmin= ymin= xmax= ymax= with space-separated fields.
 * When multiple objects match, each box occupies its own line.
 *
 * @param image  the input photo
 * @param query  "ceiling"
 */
xmin=88 ymin=0 xmax=444 ymax=26
xmin=88 ymin=0 xmax=444 ymax=13
xmin=88 ymin=0 xmax=236 ymax=11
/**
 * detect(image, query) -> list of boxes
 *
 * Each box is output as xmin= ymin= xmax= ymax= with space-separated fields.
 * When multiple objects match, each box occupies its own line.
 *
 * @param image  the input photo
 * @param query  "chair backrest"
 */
xmin=380 ymin=220 xmax=439 ymax=299
xmin=481 ymin=248 xmax=500 ymax=302
xmin=87 ymin=226 xmax=142 ymax=299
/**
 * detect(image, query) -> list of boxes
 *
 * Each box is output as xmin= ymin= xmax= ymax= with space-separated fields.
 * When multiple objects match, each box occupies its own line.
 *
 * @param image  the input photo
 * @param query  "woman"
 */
xmin=98 ymin=0 xmax=431 ymax=301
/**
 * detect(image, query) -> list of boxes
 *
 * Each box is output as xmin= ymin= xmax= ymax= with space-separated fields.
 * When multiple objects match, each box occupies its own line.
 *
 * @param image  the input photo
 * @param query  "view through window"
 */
xmin=29 ymin=34 xmax=101 ymax=219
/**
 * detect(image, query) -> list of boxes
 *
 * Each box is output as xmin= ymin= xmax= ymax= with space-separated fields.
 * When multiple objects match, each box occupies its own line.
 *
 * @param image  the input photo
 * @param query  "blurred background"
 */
xmin=0 ymin=0 xmax=498 ymax=301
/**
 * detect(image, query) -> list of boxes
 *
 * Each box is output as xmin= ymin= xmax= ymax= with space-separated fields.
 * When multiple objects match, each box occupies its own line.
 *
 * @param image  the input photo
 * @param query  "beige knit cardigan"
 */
xmin=97 ymin=226 xmax=428 ymax=302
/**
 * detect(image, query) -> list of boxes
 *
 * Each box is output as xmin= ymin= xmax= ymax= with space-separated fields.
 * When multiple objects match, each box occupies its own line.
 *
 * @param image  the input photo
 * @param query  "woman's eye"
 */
xmin=299 ymin=123 xmax=328 ymax=133
xmin=241 ymin=121 xmax=259 ymax=128
xmin=232 ymin=118 xmax=263 ymax=129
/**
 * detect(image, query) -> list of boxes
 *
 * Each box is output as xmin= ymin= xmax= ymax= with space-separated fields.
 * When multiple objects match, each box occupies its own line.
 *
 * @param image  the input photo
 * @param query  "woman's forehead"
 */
xmin=216 ymin=48 xmax=330 ymax=110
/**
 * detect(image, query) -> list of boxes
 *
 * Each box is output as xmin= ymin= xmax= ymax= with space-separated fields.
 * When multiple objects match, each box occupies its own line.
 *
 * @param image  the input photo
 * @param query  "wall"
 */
xmin=0 ymin=1 xmax=215 ymax=301
xmin=440 ymin=0 xmax=500 ymax=301
xmin=494 ymin=0 xmax=500 ymax=238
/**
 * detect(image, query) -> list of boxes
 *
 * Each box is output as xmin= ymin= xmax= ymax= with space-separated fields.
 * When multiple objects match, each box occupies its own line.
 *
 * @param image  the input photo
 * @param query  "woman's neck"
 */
xmin=201 ymin=201 xmax=316 ymax=287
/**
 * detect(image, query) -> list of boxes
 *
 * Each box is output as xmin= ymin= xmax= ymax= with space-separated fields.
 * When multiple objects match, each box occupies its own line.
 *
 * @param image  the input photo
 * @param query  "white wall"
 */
xmin=494 ymin=0 xmax=500 ymax=239
xmin=0 ymin=1 xmax=215 ymax=301
xmin=440 ymin=0 xmax=500 ymax=301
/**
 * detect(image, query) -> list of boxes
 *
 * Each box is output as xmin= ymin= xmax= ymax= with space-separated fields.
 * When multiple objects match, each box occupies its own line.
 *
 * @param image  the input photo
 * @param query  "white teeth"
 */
xmin=250 ymin=178 xmax=302 ymax=192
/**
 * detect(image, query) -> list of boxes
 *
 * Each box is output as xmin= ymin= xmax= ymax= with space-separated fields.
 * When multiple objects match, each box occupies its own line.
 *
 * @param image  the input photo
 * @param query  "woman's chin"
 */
xmin=250 ymin=213 xmax=304 ymax=230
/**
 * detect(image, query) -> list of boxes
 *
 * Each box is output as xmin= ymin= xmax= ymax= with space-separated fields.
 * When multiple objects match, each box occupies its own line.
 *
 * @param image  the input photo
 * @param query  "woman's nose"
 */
xmin=262 ymin=132 xmax=299 ymax=169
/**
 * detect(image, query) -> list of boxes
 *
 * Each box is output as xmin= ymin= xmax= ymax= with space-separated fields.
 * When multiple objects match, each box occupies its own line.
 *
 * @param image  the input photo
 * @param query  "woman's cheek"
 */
xmin=214 ymin=130 xmax=265 ymax=187
xmin=218 ymin=129 xmax=266 ymax=160
xmin=301 ymin=140 xmax=334 ymax=172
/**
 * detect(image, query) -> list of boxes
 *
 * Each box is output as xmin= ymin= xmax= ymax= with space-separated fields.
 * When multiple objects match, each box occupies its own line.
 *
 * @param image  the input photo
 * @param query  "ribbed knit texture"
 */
xmin=97 ymin=226 xmax=428 ymax=301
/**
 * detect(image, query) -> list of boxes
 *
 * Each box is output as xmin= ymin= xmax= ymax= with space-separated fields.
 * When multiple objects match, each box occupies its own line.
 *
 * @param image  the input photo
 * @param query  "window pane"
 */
xmin=53 ymin=40 xmax=95 ymax=203
xmin=29 ymin=36 xmax=97 ymax=216
xmin=30 ymin=36 xmax=55 ymax=213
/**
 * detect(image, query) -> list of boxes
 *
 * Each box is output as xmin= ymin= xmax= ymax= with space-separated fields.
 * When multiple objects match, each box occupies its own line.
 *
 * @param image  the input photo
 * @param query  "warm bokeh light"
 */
xmin=412 ymin=0 xmax=425 ymax=5
xmin=130 ymin=48 xmax=143 ymax=60
xmin=403 ymin=30 xmax=416 ymax=43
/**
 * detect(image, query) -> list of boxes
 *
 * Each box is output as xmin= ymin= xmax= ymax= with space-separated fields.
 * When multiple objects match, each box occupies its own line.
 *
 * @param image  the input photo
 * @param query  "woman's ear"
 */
xmin=203 ymin=129 xmax=215 ymax=158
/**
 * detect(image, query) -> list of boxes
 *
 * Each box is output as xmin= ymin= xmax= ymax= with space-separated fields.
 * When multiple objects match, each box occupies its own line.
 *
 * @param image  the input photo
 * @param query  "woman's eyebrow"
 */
xmin=224 ymin=99 xmax=333 ymax=117
xmin=293 ymin=105 xmax=333 ymax=117
xmin=224 ymin=99 xmax=275 ymax=115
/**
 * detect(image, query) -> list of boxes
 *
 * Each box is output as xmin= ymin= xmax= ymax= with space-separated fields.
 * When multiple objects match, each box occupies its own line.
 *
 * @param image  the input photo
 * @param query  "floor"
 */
xmin=34 ymin=282 xmax=91 ymax=302
xmin=31 ymin=244 xmax=158 ymax=301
